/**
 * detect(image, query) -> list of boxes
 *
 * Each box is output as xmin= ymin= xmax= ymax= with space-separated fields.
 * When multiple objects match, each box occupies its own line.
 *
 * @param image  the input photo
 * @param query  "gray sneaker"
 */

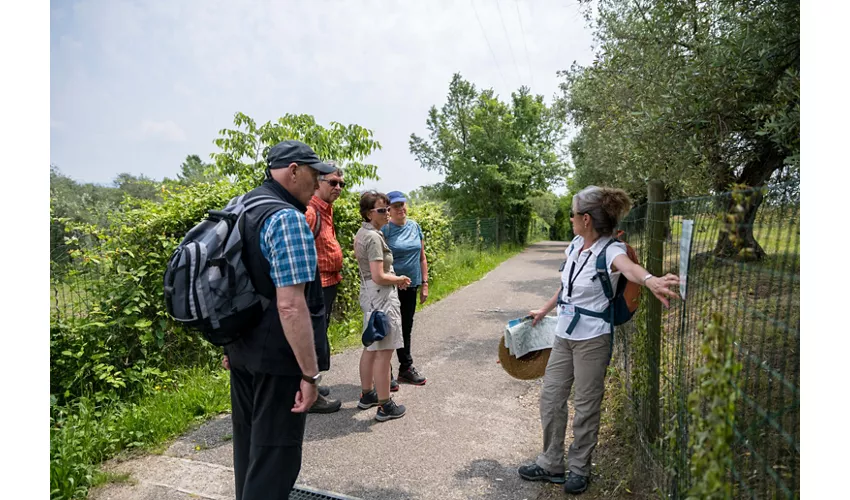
xmin=357 ymin=389 xmax=380 ymax=409
xmin=563 ymin=471 xmax=590 ymax=494
xmin=308 ymin=393 xmax=341 ymax=414
xmin=375 ymin=399 xmax=406 ymax=422
xmin=517 ymin=463 xmax=566 ymax=484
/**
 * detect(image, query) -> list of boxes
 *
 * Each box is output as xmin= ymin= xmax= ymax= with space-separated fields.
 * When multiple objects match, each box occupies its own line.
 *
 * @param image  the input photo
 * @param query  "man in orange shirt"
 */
xmin=304 ymin=162 xmax=345 ymax=413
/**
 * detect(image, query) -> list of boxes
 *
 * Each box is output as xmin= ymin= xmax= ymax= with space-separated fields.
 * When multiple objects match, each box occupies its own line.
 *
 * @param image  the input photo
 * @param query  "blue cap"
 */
xmin=362 ymin=310 xmax=391 ymax=347
xmin=387 ymin=191 xmax=407 ymax=205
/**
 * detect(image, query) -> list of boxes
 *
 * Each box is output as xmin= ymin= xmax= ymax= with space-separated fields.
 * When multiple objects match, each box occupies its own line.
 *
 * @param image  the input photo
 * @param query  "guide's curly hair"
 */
xmin=359 ymin=190 xmax=390 ymax=222
xmin=573 ymin=186 xmax=633 ymax=236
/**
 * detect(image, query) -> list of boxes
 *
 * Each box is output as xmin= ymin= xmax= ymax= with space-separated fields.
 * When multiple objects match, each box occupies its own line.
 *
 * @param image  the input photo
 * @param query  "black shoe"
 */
xmin=517 ymin=463 xmax=566 ymax=484
xmin=390 ymin=378 xmax=399 ymax=392
xmin=357 ymin=389 xmax=380 ymax=409
xmin=375 ymin=399 xmax=406 ymax=422
xmin=563 ymin=472 xmax=590 ymax=494
xmin=398 ymin=366 xmax=426 ymax=385
xmin=308 ymin=393 xmax=341 ymax=414
xmin=318 ymin=386 xmax=330 ymax=397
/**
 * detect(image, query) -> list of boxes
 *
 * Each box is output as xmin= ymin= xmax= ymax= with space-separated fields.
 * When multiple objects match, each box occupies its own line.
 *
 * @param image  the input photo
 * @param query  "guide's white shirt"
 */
xmin=555 ymin=235 xmax=627 ymax=341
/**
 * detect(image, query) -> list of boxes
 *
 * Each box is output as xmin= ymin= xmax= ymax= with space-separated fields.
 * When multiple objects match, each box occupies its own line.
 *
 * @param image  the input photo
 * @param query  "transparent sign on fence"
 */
xmin=679 ymin=219 xmax=694 ymax=300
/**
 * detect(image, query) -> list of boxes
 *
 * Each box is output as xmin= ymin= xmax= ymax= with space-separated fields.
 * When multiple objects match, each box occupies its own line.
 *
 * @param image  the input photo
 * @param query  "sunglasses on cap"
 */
xmin=321 ymin=179 xmax=346 ymax=188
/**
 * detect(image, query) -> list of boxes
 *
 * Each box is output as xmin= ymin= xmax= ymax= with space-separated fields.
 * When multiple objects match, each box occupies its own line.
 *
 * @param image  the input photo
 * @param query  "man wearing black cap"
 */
xmin=224 ymin=140 xmax=335 ymax=500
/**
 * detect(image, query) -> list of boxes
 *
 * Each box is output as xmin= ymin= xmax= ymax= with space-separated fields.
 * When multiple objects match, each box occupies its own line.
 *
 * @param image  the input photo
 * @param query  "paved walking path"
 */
xmin=90 ymin=242 xmax=576 ymax=500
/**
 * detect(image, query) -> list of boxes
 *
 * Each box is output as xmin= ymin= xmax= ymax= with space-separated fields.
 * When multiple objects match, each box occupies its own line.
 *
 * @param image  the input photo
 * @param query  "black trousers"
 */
xmin=230 ymin=366 xmax=306 ymax=500
xmin=322 ymin=284 xmax=338 ymax=327
xmin=396 ymin=286 xmax=419 ymax=371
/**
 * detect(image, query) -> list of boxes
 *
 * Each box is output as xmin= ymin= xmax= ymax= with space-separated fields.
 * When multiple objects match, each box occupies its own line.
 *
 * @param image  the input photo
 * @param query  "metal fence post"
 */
xmin=646 ymin=180 xmax=667 ymax=441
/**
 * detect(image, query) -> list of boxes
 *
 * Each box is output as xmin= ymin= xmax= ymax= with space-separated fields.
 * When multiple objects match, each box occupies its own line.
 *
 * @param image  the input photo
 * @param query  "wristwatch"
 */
xmin=642 ymin=274 xmax=654 ymax=285
xmin=301 ymin=373 xmax=322 ymax=385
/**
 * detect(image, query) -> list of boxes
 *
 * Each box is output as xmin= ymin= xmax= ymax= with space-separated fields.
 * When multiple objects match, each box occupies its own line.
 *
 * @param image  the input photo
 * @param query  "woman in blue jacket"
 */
xmin=382 ymin=191 xmax=429 ymax=387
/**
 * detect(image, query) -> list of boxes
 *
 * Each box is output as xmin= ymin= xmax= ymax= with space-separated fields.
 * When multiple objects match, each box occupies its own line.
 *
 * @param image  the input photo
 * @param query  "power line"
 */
xmin=494 ymin=0 xmax=523 ymax=89
xmin=470 ymin=0 xmax=509 ymax=91
xmin=514 ymin=0 xmax=535 ymax=90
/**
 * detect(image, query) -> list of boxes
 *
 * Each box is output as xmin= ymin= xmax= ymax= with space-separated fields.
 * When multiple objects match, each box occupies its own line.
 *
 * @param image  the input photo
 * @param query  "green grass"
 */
xmin=422 ymin=243 xmax=523 ymax=308
xmin=327 ymin=315 xmax=366 ymax=353
xmin=50 ymin=368 xmax=231 ymax=500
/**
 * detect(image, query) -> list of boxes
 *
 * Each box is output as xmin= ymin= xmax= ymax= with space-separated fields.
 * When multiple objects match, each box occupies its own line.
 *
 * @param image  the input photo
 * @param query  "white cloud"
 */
xmin=138 ymin=120 xmax=187 ymax=143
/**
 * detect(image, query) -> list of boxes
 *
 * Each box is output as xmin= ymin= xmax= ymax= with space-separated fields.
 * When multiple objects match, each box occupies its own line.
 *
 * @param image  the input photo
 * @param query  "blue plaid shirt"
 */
xmin=260 ymin=208 xmax=317 ymax=288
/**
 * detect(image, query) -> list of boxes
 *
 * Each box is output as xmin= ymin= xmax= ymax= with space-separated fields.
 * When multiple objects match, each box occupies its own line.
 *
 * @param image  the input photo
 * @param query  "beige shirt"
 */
xmin=355 ymin=222 xmax=395 ymax=283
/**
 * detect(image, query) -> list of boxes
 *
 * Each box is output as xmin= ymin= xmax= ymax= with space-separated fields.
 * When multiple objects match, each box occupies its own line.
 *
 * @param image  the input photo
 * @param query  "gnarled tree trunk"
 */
xmin=712 ymin=142 xmax=785 ymax=261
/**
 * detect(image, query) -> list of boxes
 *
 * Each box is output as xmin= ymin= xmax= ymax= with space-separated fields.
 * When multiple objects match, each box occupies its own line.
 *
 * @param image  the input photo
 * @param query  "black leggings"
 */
xmin=396 ymin=286 xmax=418 ymax=371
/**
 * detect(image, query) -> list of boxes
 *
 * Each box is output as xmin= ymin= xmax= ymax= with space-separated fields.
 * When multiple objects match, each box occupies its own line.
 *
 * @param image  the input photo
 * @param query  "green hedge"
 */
xmin=50 ymin=180 xmax=452 ymax=407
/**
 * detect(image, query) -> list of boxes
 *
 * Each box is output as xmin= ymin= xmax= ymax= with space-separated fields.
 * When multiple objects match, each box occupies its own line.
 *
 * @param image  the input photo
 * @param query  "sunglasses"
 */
xmin=322 ymin=179 xmax=346 ymax=188
xmin=570 ymin=210 xmax=586 ymax=218
xmin=371 ymin=208 xmax=389 ymax=214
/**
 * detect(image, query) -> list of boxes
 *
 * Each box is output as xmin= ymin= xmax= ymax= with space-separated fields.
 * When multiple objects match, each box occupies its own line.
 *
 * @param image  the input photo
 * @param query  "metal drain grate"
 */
xmin=290 ymin=484 xmax=362 ymax=500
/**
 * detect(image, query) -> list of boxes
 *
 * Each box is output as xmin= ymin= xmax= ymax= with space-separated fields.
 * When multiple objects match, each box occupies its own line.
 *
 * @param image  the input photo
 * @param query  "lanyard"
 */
xmin=567 ymin=252 xmax=593 ymax=298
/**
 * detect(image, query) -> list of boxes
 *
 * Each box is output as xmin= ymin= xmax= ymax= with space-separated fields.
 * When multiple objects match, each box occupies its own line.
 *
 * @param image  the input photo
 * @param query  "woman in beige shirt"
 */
xmin=354 ymin=191 xmax=411 ymax=421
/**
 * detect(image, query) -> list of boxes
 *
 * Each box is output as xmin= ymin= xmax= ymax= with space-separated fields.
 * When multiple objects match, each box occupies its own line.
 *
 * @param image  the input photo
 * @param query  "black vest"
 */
xmin=227 ymin=179 xmax=330 ymax=375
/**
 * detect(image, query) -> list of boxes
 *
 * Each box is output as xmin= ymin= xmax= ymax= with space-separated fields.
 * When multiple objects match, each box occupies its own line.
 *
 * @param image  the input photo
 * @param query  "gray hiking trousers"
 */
xmin=535 ymin=334 xmax=611 ymax=477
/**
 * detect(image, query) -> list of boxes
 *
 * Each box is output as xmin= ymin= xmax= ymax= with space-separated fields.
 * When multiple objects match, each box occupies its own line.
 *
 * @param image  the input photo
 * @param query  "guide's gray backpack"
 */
xmin=163 ymin=194 xmax=318 ymax=346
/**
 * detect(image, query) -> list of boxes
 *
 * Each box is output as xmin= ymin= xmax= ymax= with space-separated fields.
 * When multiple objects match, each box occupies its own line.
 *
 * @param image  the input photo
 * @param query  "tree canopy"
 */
xmin=410 ymin=73 xmax=567 ymax=243
xmin=559 ymin=0 xmax=799 ymax=203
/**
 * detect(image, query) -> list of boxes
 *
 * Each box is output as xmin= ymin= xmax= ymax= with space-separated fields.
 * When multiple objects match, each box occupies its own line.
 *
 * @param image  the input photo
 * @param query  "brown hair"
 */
xmin=359 ymin=190 xmax=390 ymax=222
xmin=573 ymin=185 xmax=632 ymax=236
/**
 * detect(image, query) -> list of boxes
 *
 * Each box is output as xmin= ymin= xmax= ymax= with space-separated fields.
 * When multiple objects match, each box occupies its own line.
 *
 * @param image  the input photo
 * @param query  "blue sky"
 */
xmin=50 ymin=0 xmax=595 ymax=194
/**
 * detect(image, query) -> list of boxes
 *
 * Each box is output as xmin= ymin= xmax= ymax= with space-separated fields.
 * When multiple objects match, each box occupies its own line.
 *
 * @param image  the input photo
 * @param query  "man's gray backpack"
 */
xmin=163 ymin=194 xmax=317 ymax=347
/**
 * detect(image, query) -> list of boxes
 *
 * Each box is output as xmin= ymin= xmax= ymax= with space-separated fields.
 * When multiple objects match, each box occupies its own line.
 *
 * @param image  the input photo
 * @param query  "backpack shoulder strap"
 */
xmin=242 ymin=195 xmax=289 ymax=212
xmin=238 ymin=196 xmax=296 ymax=244
xmin=306 ymin=206 xmax=322 ymax=239
xmin=595 ymin=238 xmax=618 ymax=301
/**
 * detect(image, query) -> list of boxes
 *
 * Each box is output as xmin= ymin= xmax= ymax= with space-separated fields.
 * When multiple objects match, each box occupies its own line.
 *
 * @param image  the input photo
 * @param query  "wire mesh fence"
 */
xmin=50 ymin=237 xmax=106 ymax=325
xmin=448 ymin=215 xmax=552 ymax=250
xmin=448 ymin=217 xmax=500 ymax=249
xmin=613 ymin=182 xmax=800 ymax=498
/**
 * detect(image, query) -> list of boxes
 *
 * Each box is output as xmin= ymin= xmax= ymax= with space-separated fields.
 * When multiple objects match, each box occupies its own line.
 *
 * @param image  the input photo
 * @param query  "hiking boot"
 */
xmin=318 ymin=386 xmax=330 ymax=397
xmin=563 ymin=471 xmax=590 ymax=494
xmin=308 ymin=393 xmax=341 ymax=414
xmin=375 ymin=399 xmax=406 ymax=422
xmin=357 ymin=389 xmax=380 ymax=409
xmin=398 ymin=366 xmax=426 ymax=385
xmin=390 ymin=377 xmax=399 ymax=392
xmin=517 ymin=463 xmax=566 ymax=484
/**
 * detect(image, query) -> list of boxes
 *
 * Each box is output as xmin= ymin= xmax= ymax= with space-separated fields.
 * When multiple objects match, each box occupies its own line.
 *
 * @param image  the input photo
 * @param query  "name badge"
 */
xmin=558 ymin=303 xmax=576 ymax=317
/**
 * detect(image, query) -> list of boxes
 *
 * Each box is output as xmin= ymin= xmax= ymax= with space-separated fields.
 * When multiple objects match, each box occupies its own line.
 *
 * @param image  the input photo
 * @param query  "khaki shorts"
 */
xmin=359 ymin=280 xmax=404 ymax=351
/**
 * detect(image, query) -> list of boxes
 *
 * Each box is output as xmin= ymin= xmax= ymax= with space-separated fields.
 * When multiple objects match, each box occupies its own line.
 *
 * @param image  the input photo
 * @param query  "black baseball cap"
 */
xmin=266 ymin=140 xmax=336 ymax=174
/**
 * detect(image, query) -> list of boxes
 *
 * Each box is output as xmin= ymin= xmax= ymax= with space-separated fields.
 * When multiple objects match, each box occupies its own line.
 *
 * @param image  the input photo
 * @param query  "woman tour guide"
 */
xmin=517 ymin=185 xmax=680 ymax=495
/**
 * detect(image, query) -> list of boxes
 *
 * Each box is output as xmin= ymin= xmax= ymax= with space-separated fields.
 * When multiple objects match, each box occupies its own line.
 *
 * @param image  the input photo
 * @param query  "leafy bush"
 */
xmin=47 ymin=111 xmax=472 ymax=500
xmin=50 ymin=179 xmax=245 ymax=406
